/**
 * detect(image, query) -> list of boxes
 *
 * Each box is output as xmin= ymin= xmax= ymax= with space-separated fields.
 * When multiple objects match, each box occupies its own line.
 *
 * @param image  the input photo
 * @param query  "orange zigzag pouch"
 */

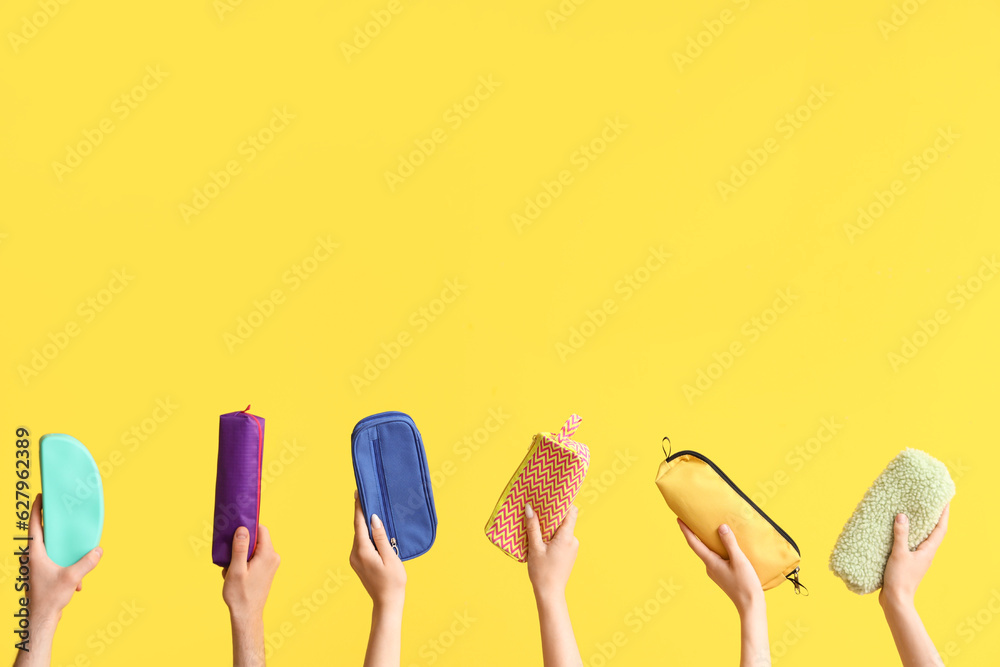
xmin=484 ymin=415 xmax=590 ymax=562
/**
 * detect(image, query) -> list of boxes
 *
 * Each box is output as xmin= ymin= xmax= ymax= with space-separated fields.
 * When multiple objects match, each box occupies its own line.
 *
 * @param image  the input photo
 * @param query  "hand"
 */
xmin=678 ymin=519 xmax=763 ymax=615
xmin=222 ymin=525 xmax=280 ymax=621
xmin=13 ymin=495 xmax=102 ymax=666
xmin=25 ymin=493 xmax=102 ymax=624
xmin=350 ymin=490 xmax=406 ymax=612
xmin=526 ymin=504 xmax=580 ymax=600
xmin=880 ymin=504 xmax=949 ymax=609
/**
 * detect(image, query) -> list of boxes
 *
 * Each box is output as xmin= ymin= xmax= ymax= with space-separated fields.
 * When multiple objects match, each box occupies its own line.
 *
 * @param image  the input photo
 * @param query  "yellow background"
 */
xmin=3 ymin=0 xmax=999 ymax=665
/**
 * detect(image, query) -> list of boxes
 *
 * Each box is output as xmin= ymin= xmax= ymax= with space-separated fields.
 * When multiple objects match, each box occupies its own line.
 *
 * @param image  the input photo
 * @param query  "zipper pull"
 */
xmin=787 ymin=568 xmax=809 ymax=596
xmin=390 ymin=537 xmax=399 ymax=556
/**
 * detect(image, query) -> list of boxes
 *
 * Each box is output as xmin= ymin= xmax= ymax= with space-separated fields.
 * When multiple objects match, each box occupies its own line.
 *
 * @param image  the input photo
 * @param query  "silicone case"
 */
xmin=39 ymin=434 xmax=105 ymax=567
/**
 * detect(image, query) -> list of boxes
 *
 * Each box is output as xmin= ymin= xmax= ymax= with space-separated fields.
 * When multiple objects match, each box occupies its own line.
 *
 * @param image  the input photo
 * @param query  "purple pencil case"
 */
xmin=212 ymin=406 xmax=265 ymax=567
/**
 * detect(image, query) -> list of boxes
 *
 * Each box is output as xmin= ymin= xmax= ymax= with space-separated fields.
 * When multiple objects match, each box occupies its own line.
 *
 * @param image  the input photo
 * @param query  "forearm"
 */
xmin=363 ymin=601 xmax=404 ymax=667
xmin=881 ymin=596 xmax=943 ymax=667
xmin=12 ymin=611 xmax=57 ymax=667
xmin=738 ymin=601 xmax=770 ymax=667
xmin=230 ymin=612 xmax=266 ymax=667
xmin=535 ymin=590 xmax=583 ymax=667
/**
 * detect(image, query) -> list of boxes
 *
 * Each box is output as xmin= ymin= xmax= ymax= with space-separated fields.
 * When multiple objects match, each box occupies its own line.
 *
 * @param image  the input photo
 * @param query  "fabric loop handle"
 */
xmin=557 ymin=414 xmax=582 ymax=441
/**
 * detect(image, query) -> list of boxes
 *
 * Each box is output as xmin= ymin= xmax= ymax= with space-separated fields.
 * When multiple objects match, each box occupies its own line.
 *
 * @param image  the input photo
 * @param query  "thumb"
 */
xmin=717 ymin=524 xmax=746 ymax=562
xmin=66 ymin=546 xmax=103 ymax=583
xmin=28 ymin=494 xmax=47 ymax=558
xmin=230 ymin=527 xmax=251 ymax=573
xmin=891 ymin=513 xmax=910 ymax=555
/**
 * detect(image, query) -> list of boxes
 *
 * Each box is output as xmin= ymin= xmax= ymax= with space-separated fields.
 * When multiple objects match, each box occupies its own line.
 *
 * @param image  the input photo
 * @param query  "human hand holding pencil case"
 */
xmin=351 ymin=411 xmax=437 ymax=561
xmin=39 ymin=434 xmax=105 ymax=567
xmin=829 ymin=448 xmax=955 ymax=595
xmin=212 ymin=406 xmax=264 ymax=567
xmin=655 ymin=445 xmax=803 ymax=591
xmin=485 ymin=415 xmax=590 ymax=562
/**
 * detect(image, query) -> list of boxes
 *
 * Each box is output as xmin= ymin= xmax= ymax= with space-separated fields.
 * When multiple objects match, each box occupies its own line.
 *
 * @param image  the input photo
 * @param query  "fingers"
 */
xmin=29 ymin=494 xmax=47 ymax=557
xmin=918 ymin=503 xmax=950 ymax=554
xmin=229 ymin=527 xmax=251 ymax=574
xmin=66 ymin=546 xmax=103 ymax=583
xmin=678 ymin=518 xmax=717 ymax=566
xmin=890 ymin=513 xmax=910 ymax=555
xmin=352 ymin=493 xmax=370 ymax=546
xmin=524 ymin=503 xmax=544 ymax=555
xmin=717 ymin=524 xmax=746 ymax=562
xmin=255 ymin=525 xmax=273 ymax=555
xmin=253 ymin=525 xmax=280 ymax=572
xmin=370 ymin=514 xmax=395 ymax=562
xmin=552 ymin=505 xmax=579 ymax=544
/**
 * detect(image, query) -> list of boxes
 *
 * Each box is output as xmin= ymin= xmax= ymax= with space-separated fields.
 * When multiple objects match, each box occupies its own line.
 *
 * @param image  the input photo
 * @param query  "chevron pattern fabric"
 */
xmin=485 ymin=415 xmax=590 ymax=562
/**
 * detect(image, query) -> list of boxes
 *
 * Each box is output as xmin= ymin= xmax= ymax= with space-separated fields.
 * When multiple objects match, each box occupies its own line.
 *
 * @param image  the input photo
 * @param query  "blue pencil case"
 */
xmin=351 ymin=412 xmax=437 ymax=561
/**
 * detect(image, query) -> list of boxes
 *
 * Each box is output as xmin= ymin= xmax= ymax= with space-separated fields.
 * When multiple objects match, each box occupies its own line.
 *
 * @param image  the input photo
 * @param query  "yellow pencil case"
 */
xmin=655 ymin=445 xmax=804 ymax=592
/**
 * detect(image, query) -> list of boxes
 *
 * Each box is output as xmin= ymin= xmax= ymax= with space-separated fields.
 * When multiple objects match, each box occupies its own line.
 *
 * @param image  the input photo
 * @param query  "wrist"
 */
xmin=373 ymin=594 xmax=405 ymax=618
xmin=879 ymin=589 xmax=916 ymax=614
xmin=532 ymin=585 xmax=568 ymax=609
xmin=735 ymin=593 xmax=766 ymax=619
xmin=25 ymin=610 xmax=59 ymax=646
xmin=27 ymin=602 xmax=61 ymax=635
xmin=228 ymin=606 xmax=264 ymax=627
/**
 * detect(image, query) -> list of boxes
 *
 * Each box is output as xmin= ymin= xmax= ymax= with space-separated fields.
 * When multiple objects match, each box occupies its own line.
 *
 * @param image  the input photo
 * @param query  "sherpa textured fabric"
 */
xmin=830 ymin=448 xmax=955 ymax=595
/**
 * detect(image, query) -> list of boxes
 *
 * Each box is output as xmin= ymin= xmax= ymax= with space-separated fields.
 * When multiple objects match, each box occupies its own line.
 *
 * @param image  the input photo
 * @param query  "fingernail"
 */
xmin=354 ymin=489 xmax=359 ymax=500
xmin=719 ymin=524 xmax=731 ymax=535
xmin=897 ymin=514 xmax=907 ymax=525
xmin=525 ymin=504 xmax=534 ymax=518
xmin=235 ymin=527 xmax=249 ymax=540
xmin=372 ymin=514 xmax=382 ymax=528
xmin=95 ymin=547 xmax=104 ymax=556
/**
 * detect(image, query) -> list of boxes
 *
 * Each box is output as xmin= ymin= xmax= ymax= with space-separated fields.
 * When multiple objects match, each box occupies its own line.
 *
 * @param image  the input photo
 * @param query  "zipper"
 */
xmin=666 ymin=450 xmax=801 ymax=556
xmin=786 ymin=567 xmax=808 ymax=595
xmin=371 ymin=433 xmax=399 ymax=555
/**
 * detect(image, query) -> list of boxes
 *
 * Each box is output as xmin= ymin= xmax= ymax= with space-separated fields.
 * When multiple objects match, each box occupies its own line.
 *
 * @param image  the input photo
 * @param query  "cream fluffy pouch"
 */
xmin=829 ymin=448 xmax=955 ymax=594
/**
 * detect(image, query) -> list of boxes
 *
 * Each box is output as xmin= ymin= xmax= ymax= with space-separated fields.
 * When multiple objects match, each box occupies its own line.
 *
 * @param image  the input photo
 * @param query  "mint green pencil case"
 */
xmin=40 ymin=434 xmax=104 ymax=567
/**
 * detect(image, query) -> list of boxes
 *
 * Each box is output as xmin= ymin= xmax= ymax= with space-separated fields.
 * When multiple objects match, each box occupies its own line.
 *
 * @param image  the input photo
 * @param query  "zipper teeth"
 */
xmin=667 ymin=450 xmax=800 ymax=555
xmin=371 ymin=434 xmax=396 ymax=540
